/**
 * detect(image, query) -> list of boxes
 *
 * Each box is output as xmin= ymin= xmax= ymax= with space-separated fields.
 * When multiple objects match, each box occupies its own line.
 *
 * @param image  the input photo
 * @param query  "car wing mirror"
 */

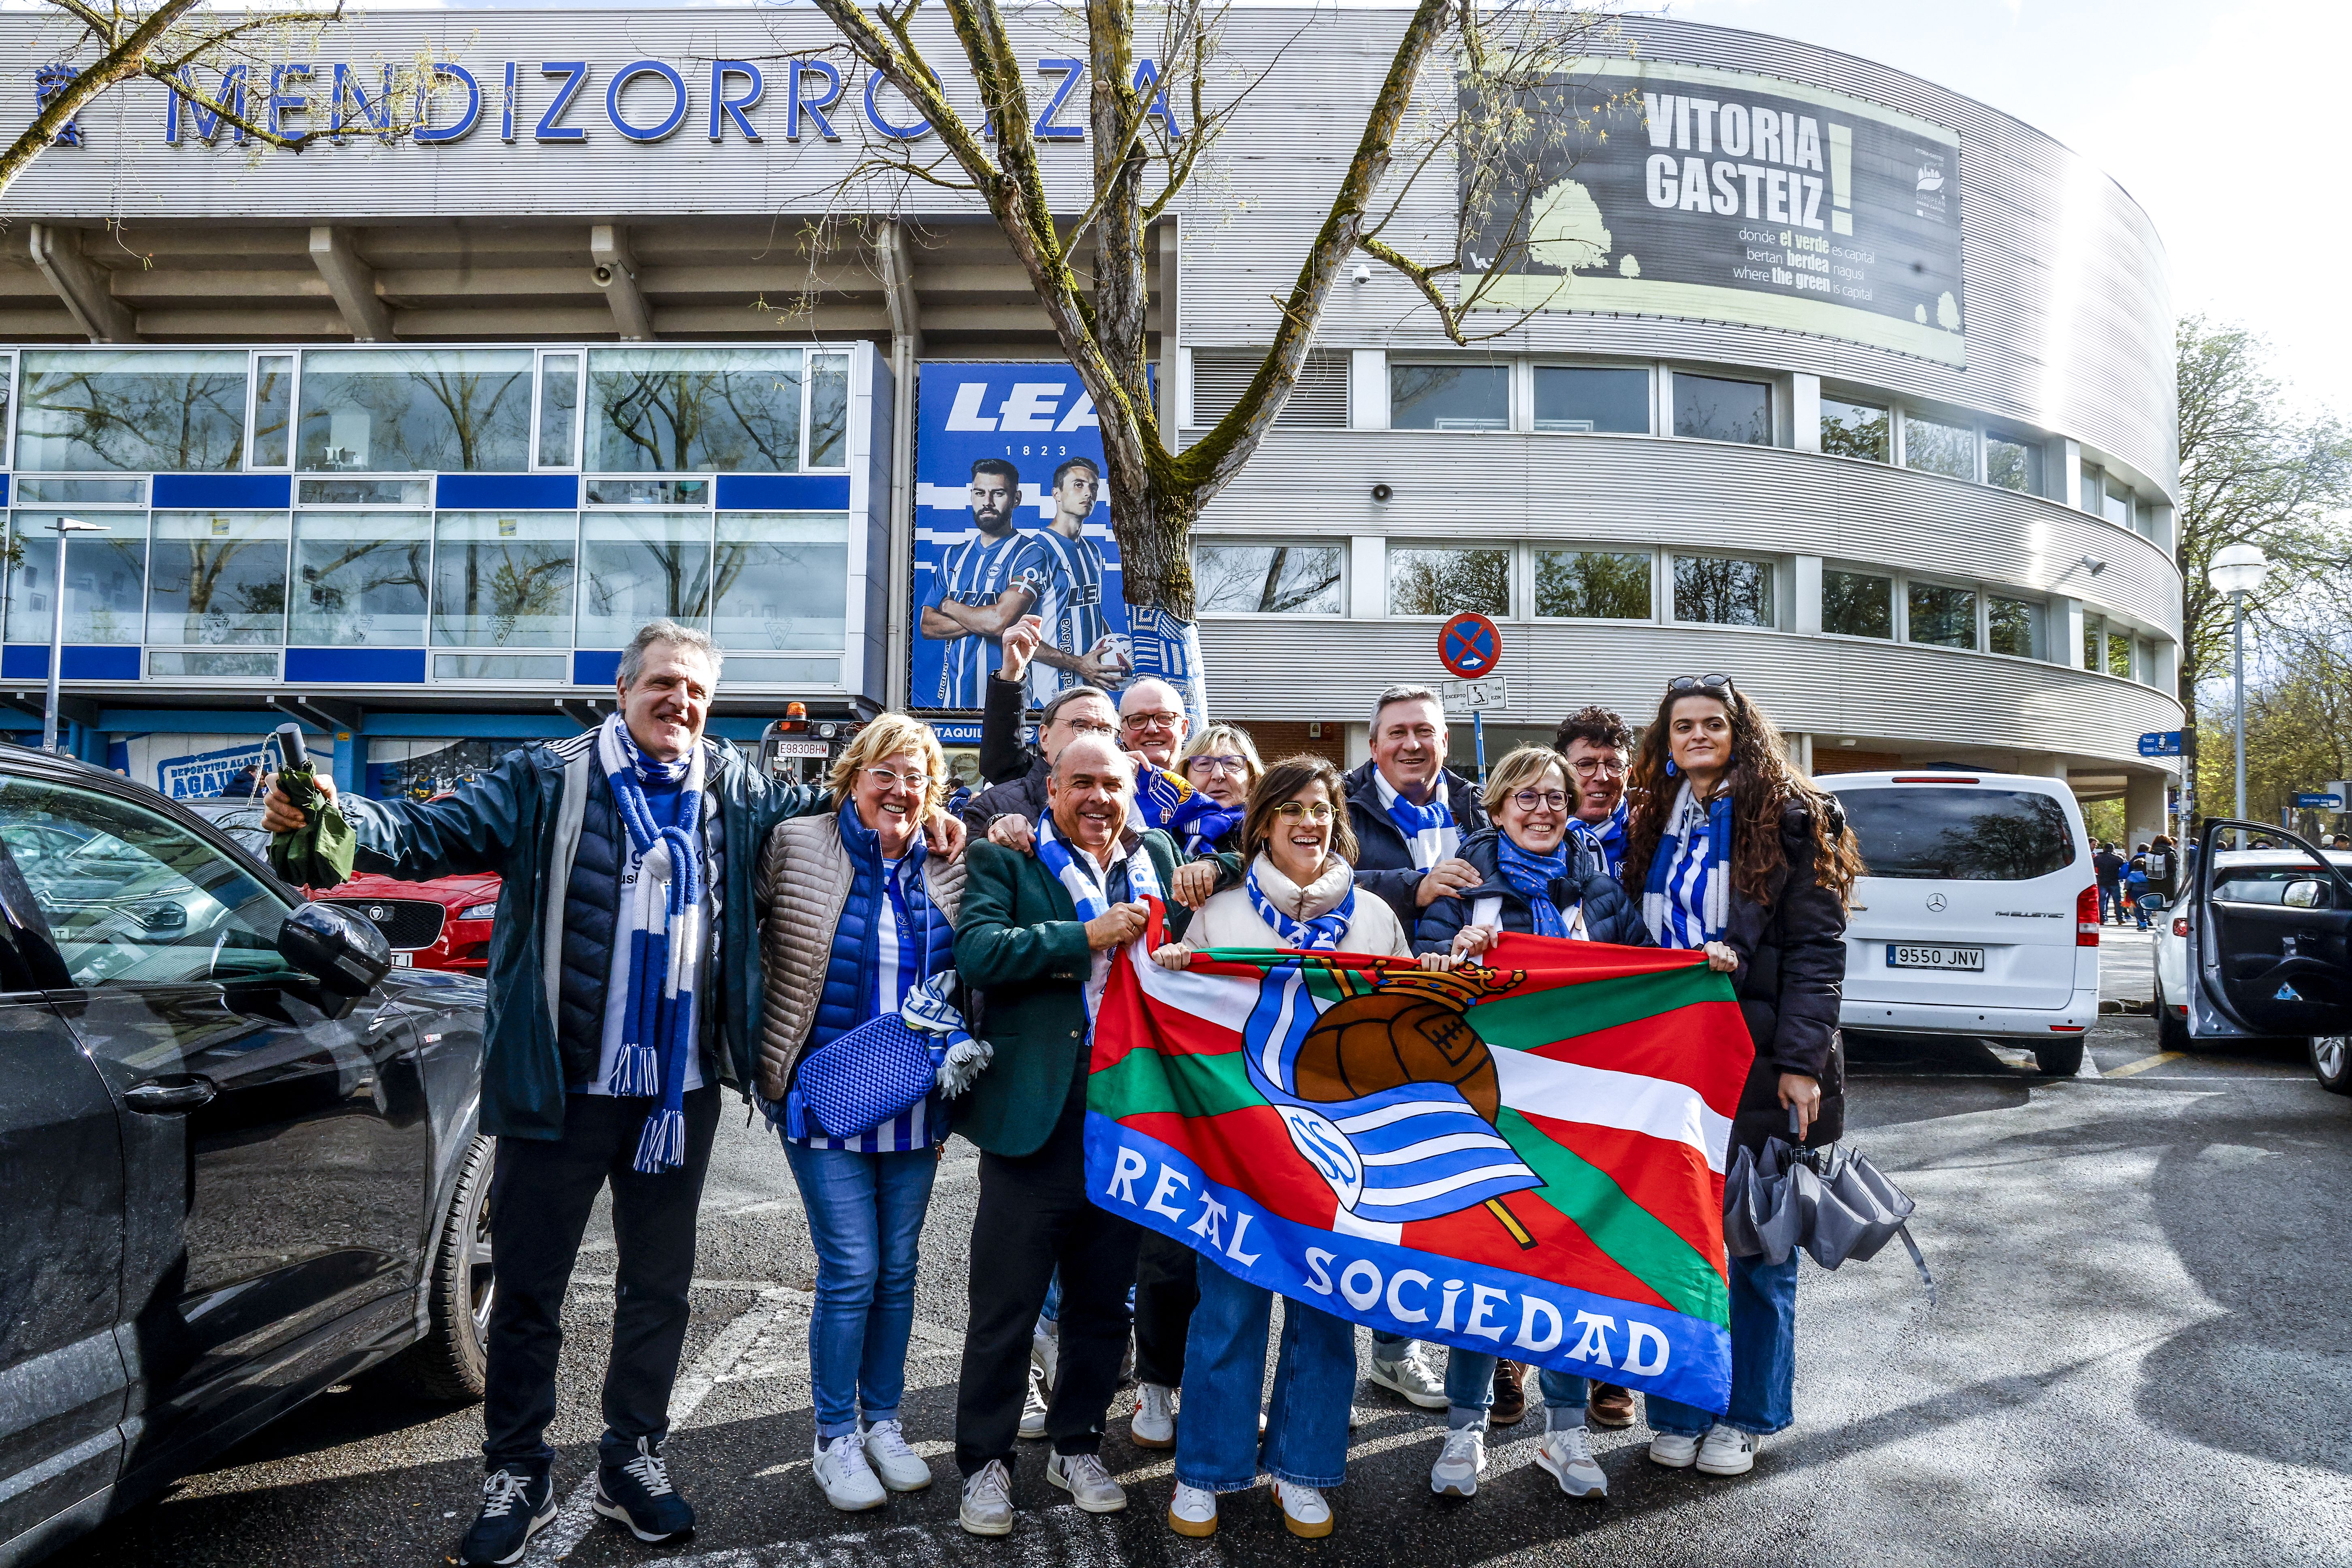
xmin=2284 ymin=880 xmax=2326 ymax=910
xmin=279 ymin=900 xmax=392 ymax=996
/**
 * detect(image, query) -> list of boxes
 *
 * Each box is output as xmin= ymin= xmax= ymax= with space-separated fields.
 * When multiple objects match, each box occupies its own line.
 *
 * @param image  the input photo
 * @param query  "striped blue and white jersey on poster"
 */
xmin=789 ymin=855 xmax=940 ymax=1154
xmin=922 ymin=528 xmax=1044 ymax=708
xmin=1023 ymin=525 xmax=1111 ymax=705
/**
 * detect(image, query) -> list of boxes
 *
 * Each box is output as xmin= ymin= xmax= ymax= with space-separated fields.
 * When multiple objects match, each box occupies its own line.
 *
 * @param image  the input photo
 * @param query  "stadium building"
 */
xmin=0 ymin=8 xmax=2180 ymax=833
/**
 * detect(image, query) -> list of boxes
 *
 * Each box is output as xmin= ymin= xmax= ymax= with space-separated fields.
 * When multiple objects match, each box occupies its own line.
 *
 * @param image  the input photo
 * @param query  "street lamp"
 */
xmin=41 ymin=517 xmax=109 ymax=756
xmin=2207 ymin=541 xmax=2269 ymax=822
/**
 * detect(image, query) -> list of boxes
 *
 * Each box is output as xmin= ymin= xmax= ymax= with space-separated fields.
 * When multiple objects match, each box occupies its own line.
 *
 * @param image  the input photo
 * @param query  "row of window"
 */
xmin=2 ymin=507 xmax=850 ymax=661
xmin=0 ymin=347 xmax=852 ymax=477
xmin=1190 ymin=538 xmax=2160 ymax=680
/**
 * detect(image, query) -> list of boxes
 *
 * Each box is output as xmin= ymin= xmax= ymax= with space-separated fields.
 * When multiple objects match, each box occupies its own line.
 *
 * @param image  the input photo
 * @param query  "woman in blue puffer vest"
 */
xmin=756 ymin=715 xmax=963 ymax=1514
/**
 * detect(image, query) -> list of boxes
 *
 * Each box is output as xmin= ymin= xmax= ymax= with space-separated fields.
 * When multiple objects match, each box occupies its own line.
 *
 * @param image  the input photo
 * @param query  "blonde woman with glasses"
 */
xmin=1175 ymin=723 xmax=1263 ymax=856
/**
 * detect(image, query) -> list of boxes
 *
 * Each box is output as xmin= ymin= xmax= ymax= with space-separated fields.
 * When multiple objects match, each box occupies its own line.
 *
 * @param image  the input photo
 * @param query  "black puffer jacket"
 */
xmin=1410 ymin=829 xmax=1651 ymax=953
xmin=1340 ymin=759 xmax=1491 ymax=931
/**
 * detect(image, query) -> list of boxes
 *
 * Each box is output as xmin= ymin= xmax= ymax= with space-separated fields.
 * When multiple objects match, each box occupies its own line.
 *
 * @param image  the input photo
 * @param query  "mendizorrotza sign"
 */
xmin=1463 ymin=58 xmax=1965 ymax=364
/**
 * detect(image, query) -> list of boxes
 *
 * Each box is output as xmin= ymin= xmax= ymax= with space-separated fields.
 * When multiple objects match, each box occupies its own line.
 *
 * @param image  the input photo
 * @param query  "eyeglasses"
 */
xmin=1058 ymin=717 xmax=1118 ymax=737
xmin=1667 ymin=673 xmax=1735 ymax=695
xmin=1274 ymin=801 xmax=1336 ymax=822
xmin=862 ymin=767 xmax=933 ymax=790
xmin=1124 ymin=710 xmax=1184 ymax=730
xmin=1188 ymin=754 xmax=1249 ymax=776
xmin=1569 ymin=757 xmax=1626 ymax=778
xmin=1511 ymin=789 xmax=1569 ymax=811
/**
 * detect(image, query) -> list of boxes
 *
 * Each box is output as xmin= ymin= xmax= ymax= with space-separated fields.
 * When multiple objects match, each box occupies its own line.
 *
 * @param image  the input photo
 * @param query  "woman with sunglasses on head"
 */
xmin=1147 ymin=755 xmax=1452 ymax=1539
xmin=1407 ymin=744 xmax=1686 ymax=1502
xmin=755 ymin=716 xmax=965 ymax=1512
xmin=1176 ymin=724 xmax=1263 ymax=856
xmin=1620 ymin=673 xmax=1863 ymax=1479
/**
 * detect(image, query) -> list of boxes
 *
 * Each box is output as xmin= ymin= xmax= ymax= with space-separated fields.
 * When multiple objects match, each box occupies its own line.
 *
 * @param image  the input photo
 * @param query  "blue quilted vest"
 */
xmin=812 ymin=804 xmax=957 ymax=1050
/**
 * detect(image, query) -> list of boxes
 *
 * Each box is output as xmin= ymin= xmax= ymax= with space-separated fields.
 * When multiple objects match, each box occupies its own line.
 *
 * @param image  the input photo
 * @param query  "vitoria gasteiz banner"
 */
xmin=1462 ymin=59 xmax=1966 ymax=364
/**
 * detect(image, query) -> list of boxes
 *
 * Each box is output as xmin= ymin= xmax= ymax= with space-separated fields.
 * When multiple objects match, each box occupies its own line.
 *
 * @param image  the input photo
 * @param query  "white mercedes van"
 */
xmin=1819 ymin=770 xmax=2100 ymax=1074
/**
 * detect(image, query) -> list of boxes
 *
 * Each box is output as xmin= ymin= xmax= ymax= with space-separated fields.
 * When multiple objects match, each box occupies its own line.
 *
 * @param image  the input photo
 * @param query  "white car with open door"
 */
xmin=2153 ymin=845 xmax=2352 ymax=1063
xmin=1821 ymin=770 xmax=2100 ymax=1075
xmin=2177 ymin=822 xmax=2352 ymax=1094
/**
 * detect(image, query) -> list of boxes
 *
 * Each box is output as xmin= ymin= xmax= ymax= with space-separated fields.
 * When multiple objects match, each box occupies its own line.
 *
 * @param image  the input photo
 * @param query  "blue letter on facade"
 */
xmin=537 ymin=61 xmax=589 ymax=141
xmin=415 ymin=63 xmax=482 ymax=144
xmin=789 ymin=60 xmax=843 ymax=142
xmin=710 ymin=61 xmax=763 ymax=141
xmin=607 ymin=60 xmax=688 ymax=142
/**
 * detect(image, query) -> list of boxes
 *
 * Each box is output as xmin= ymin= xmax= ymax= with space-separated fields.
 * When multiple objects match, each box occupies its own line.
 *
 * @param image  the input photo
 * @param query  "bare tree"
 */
xmin=798 ymin=0 xmax=1622 ymax=686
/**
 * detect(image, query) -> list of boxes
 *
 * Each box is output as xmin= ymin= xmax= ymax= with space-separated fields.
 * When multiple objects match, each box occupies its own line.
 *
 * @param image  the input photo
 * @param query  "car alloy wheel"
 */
xmin=386 ymin=1133 xmax=495 ymax=1402
xmin=2312 ymin=1035 xmax=2352 ymax=1097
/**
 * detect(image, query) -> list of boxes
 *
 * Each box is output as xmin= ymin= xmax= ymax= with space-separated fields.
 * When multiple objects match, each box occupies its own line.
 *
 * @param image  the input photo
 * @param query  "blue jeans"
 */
xmin=783 ymin=1140 xmax=939 ymax=1439
xmin=2098 ymin=883 xmax=2123 ymax=923
xmin=1175 ymin=1261 xmax=1355 ymax=1491
xmin=1645 ymin=1249 xmax=1798 ymax=1438
xmin=2131 ymin=891 xmax=2153 ymax=929
xmin=1443 ymin=1350 xmax=1587 ymax=1430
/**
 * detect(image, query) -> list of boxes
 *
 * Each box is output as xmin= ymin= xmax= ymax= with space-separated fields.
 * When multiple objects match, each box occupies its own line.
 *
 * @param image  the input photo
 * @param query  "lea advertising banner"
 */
xmin=1086 ymin=937 xmax=1755 ymax=1411
xmin=1463 ymin=58 xmax=1965 ymax=364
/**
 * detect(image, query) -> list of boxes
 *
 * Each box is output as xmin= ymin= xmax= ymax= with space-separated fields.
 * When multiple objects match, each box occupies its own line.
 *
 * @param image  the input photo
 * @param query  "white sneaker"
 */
xmin=1271 ymin=1480 xmax=1332 ymax=1538
xmin=1032 ymin=1319 xmax=1060 ymax=1387
xmin=958 ymin=1459 xmax=1014 ymax=1536
xmin=811 ymin=1432 xmax=886 ymax=1512
xmin=1696 ymin=1425 xmax=1758 ymax=1476
xmin=1131 ymin=1383 xmax=1177 ymax=1449
xmin=1368 ymin=1344 xmax=1449 ymax=1410
xmin=859 ymin=1419 xmax=932 ymax=1493
xmin=1018 ymin=1366 xmax=1050 ymax=1440
xmin=1045 ymin=1451 xmax=1127 ymax=1513
xmin=1167 ymin=1481 xmax=1218 ymax=1538
xmin=1429 ymin=1426 xmax=1486 ymax=1497
xmin=1647 ymin=1432 xmax=1700 ymax=1469
xmin=1536 ymin=1416 xmax=1607 ymax=1498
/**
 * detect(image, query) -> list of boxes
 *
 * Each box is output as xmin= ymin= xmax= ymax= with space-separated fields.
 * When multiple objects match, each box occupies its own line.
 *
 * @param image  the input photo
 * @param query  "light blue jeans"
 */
xmin=1443 ymin=1350 xmax=1588 ymax=1430
xmin=1644 ymin=1249 xmax=1798 ymax=1438
xmin=782 ymin=1140 xmax=939 ymax=1439
xmin=1175 ymin=1262 xmax=1356 ymax=1491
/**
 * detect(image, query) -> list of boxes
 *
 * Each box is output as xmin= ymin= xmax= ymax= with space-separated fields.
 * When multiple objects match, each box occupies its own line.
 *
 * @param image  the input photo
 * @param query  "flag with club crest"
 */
xmin=1084 ymin=933 xmax=1754 ymax=1411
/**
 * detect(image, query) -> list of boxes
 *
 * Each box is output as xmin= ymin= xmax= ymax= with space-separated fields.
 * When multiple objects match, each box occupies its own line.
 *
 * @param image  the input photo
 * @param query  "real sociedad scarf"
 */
xmin=1378 ymin=773 xmax=1457 ymax=870
xmin=598 ymin=714 xmax=707 ymax=1174
xmin=1245 ymin=858 xmax=1357 ymax=950
xmin=1569 ymin=799 xmax=1629 ymax=880
xmin=1136 ymin=764 xmax=1221 ymax=842
xmin=1496 ymin=835 xmax=1573 ymax=939
xmin=1643 ymin=780 xmax=1733 ymax=949
xmin=1184 ymin=803 xmax=1246 ymax=856
xmin=1035 ymin=812 xmax=1165 ymax=1024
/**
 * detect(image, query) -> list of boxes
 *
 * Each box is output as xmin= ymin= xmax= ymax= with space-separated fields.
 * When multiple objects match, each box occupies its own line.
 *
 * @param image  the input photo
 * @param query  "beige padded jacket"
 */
xmin=754 ymin=814 xmax=966 ymax=1105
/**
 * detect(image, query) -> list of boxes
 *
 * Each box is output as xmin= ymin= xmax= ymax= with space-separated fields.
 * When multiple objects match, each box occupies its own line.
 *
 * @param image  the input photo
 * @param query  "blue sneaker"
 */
xmin=594 ymin=1435 xmax=695 ymax=1543
xmin=459 ymin=1465 xmax=556 ymax=1566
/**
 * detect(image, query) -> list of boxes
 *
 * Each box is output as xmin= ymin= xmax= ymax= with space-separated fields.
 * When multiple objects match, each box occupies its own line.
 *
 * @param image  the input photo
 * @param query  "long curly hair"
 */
xmin=1621 ymin=683 xmax=1864 ymax=910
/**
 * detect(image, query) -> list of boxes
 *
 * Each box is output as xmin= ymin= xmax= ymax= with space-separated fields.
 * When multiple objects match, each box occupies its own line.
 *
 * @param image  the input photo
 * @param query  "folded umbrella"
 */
xmin=265 ymin=723 xmax=358 ymax=890
xmin=1722 ymin=1106 xmax=1934 ymax=1304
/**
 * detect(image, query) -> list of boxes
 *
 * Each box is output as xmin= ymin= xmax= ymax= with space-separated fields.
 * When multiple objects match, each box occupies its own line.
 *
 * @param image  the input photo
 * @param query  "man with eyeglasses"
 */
xmin=1116 ymin=678 xmax=1191 ymax=770
xmin=963 ymin=655 xmax=1124 ymax=838
xmin=1553 ymin=705 xmax=1635 ymax=883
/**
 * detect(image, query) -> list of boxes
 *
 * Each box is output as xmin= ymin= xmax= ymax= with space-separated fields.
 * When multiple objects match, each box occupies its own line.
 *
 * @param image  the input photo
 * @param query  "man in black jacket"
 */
xmin=964 ymin=615 xmax=1121 ymax=834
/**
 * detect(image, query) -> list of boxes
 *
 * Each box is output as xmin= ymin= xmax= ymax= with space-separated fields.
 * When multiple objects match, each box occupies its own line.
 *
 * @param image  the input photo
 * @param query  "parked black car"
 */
xmin=0 ymin=747 xmax=492 ymax=1566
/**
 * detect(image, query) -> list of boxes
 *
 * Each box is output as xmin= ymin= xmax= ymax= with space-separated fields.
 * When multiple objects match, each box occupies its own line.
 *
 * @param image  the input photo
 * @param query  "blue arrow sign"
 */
xmin=2137 ymin=731 xmax=2184 ymax=757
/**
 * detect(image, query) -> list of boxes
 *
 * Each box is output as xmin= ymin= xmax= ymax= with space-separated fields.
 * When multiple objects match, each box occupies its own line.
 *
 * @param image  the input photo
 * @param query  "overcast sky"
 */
xmin=1661 ymin=0 xmax=2350 ymax=416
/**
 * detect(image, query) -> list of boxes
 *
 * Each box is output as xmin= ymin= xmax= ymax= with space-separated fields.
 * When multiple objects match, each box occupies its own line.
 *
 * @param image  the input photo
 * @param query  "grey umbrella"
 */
xmin=1724 ymin=1108 xmax=1934 ymax=1303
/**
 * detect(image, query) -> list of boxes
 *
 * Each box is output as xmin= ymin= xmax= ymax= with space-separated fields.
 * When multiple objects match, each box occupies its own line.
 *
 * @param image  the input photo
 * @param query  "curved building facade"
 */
xmin=0 ymin=8 xmax=2177 ymax=833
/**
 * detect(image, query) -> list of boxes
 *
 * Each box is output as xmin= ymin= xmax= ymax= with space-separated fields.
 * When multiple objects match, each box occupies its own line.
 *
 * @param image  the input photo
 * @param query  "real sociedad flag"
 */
xmin=1242 ymin=961 xmax=1541 ymax=1227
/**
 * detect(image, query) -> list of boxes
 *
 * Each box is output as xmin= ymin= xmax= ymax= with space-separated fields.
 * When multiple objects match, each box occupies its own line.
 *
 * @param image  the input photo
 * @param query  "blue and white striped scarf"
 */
xmin=1035 ymin=812 xmax=1164 ymax=1025
xmin=1643 ymin=780 xmax=1732 ymax=949
xmin=1376 ymin=773 xmax=1457 ymax=870
xmin=1569 ymin=799 xmax=1629 ymax=881
xmin=1245 ymin=858 xmax=1356 ymax=950
xmin=597 ymin=714 xmax=707 ymax=1174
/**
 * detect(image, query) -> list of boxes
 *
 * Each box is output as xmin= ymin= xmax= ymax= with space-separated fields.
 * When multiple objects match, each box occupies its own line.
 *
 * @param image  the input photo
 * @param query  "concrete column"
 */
xmin=1793 ymin=554 xmax=1824 ymax=635
xmin=1350 ymin=533 xmax=1387 ymax=619
xmin=1344 ymin=721 xmax=1372 ymax=769
xmin=1790 ymin=372 xmax=1821 ymax=452
xmin=1350 ymin=350 xmax=1388 ymax=430
xmin=2127 ymin=770 xmax=2169 ymax=848
xmin=2059 ymin=598 xmax=2088 ymax=670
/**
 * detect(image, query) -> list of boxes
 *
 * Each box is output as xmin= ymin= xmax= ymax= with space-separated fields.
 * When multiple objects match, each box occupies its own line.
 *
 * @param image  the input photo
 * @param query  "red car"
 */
xmin=184 ymin=800 xmax=499 ymax=973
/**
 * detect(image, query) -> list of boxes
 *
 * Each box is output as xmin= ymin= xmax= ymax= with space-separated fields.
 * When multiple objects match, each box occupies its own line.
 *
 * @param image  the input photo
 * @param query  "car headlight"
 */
xmin=458 ymin=902 xmax=499 ymax=921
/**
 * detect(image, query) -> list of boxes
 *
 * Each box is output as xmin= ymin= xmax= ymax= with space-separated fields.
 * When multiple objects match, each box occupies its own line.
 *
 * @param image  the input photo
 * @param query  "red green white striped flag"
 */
xmin=1084 ymin=932 xmax=1753 ymax=1412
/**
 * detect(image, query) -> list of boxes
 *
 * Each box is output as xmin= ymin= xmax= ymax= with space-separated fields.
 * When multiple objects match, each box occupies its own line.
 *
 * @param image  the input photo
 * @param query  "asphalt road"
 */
xmin=53 ymin=959 xmax=2352 ymax=1568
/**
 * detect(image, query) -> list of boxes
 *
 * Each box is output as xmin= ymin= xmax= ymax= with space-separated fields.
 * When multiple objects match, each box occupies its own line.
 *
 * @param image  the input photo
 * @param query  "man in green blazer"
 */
xmin=949 ymin=735 xmax=1193 ymax=1534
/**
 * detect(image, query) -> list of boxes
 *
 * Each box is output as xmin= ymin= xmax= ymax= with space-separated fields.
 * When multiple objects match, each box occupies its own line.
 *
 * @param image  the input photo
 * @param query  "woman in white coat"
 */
xmin=1146 ymin=754 xmax=1452 ymax=1540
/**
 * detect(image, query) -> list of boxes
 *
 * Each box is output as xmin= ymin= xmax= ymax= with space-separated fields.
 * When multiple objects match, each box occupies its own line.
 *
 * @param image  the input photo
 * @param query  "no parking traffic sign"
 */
xmin=1438 ymin=611 xmax=1502 ymax=678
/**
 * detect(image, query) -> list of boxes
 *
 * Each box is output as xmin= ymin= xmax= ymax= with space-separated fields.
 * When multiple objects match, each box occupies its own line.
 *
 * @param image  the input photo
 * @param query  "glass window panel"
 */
xmin=2133 ymin=502 xmax=2157 ymax=541
xmin=1389 ymin=364 xmax=1509 ymax=432
xmin=19 ymin=350 xmax=249 ymax=472
xmin=807 ymin=355 xmax=850 ymax=468
xmin=2084 ymin=618 xmax=2103 ymax=670
xmin=710 ymin=513 xmax=848 ymax=651
xmin=434 ymin=653 xmax=567 ymax=681
xmin=150 ymin=650 xmax=277 ymax=678
xmin=1534 ymin=549 xmax=1652 ymax=618
xmin=1820 ymin=398 xmax=1889 ymax=462
xmin=16 ymin=478 xmax=143 ymax=505
xmin=1907 ymin=581 xmax=1977 ymax=648
xmin=2080 ymin=465 xmax=2104 ymax=513
xmin=430 ymin=511 xmax=577 ymax=648
xmin=290 ymin=510 xmax=429 ymax=646
xmin=588 ymin=347 xmax=805 ymax=473
xmin=2104 ymin=482 xmax=2133 ymax=528
xmin=297 ymin=348 xmax=533 ymax=473
xmin=1387 ymin=546 xmax=1509 ymax=617
xmin=579 ymin=512 xmax=712 ymax=646
xmin=1903 ymin=414 xmax=1976 ymax=480
xmin=2138 ymin=637 xmax=2158 ymax=685
xmin=296 ymin=477 xmax=430 ymax=506
xmin=1986 ymin=434 xmax=2041 ymax=494
xmin=586 ymin=478 xmax=708 ymax=506
xmin=251 ymin=356 xmax=294 ymax=469
xmin=537 ymin=353 xmax=580 ymax=469
xmin=1988 ymin=596 xmax=2040 ymax=658
xmin=147 ymin=511 xmax=289 ymax=646
xmin=1823 ymin=569 xmax=1892 ymax=637
xmin=2107 ymin=627 xmax=2135 ymax=679
xmin=0 ymin=356 xmax=11 ymax=468
xmin=1531 ymin=367 xmax=1648 ymax=434
xmin=1671 ymin=554 xmax=1774 ymax=626
xmin=4 ymin=518 xmax=149 ymax=646
xmin=1194 ymin=543 xmax=1344 ymax=615
xmin=1672 ymin=374 xmax=1771 ymax=444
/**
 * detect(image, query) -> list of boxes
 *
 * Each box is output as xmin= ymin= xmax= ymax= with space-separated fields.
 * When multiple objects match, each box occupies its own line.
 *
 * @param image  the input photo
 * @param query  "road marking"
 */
xmin=2104 ymin=1050 xmax=2186 ymax=1078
